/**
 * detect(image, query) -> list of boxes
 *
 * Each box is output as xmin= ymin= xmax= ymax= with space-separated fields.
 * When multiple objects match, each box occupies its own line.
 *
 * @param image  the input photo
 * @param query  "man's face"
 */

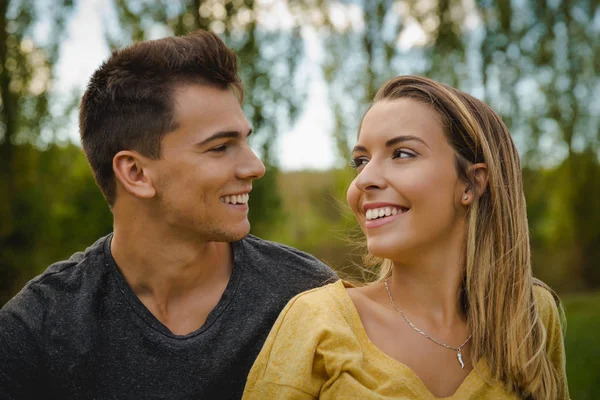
xmin=147 ymin=84 xmax=265 ymax=242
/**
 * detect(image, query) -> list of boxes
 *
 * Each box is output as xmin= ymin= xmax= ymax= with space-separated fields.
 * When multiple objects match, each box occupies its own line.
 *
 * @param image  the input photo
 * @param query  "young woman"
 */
xmin=243 ymin=76 xmax=568 ymax=399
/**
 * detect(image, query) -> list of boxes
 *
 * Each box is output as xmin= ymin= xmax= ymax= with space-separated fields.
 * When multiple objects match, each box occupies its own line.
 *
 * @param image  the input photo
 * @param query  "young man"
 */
xmin=0 ymin=31 xmax=336 ymax=399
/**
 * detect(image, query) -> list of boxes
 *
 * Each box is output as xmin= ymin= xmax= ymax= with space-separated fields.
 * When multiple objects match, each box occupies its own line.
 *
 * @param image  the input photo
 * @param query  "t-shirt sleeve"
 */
xmin=0 ymin=289 xmax=45 ymax=399
xmin=242 ymin=292 xmax=330 ymax=400
xmin=534 ymin=285 xmax=569 ymax=399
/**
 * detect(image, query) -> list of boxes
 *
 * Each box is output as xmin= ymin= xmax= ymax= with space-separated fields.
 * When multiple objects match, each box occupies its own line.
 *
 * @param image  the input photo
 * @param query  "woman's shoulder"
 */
xmin=532 ymin=282 xmax=561 ymax=324
xmin=532 ymin=282 xmax=566 ymax=359
xmin=283 ymin=279 xmax=352 ymax=315
xmin=269 ymin=279 xmax=366 ymax=339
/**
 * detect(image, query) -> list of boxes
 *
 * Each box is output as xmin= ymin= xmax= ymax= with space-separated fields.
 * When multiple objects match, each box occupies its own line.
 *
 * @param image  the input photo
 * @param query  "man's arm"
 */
xmin=0 ymin=291 xmax=45 ymax=399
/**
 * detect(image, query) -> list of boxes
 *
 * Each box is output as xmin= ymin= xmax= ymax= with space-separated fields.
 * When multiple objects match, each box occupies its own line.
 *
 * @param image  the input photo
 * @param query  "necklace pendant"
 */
xmin=457 ymin=349 xmax=465 ymax=369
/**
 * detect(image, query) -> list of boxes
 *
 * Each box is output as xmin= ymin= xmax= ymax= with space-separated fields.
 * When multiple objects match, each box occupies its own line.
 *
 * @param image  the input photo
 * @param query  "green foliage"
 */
xmin=526 ymin=151 xmax=600 ymax=291
xmin=260 ymin=167 xmax=364 ymax=281
xmin=248 ymin=158 xmax=283 ymax=238
xmin=563 ymin=291 xmax=600 ymax=399
xmin=0 ymin=143 xmax=112 ymax=305
xmin=0 ymin=0 xmax=77 ymax=304
xmin=321 ymin=0 xmax=401 ymax=161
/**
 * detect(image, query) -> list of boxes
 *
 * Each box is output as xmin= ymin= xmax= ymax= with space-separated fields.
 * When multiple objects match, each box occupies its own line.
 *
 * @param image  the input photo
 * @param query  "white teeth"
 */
xmin=365 ymin=206 xmax=406 ymax=220
xmin=220 ymin=193 xmax=249 ymax=205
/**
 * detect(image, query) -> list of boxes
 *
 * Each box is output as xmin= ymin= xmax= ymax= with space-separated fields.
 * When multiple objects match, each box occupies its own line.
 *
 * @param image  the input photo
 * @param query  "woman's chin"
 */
xmin=367 ymin=241 xmax=400 ymax=261
xmin=367 ymin=235 xmax=422 ymax=261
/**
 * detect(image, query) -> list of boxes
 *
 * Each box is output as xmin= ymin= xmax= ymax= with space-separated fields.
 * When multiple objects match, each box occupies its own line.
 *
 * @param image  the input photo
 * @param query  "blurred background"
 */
xmin=0 ymin=0 xmax=598 ymax=397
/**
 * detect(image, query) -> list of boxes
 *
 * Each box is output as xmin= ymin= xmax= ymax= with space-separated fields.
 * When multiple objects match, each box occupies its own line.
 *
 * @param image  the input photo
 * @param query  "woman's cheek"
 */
xmin=346 ymin=181 xmax=360 ymax=213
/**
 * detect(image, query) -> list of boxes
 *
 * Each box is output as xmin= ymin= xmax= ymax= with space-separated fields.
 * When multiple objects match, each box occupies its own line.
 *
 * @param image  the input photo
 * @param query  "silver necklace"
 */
xmin=383 ymin=278 xmax=472 ymax=369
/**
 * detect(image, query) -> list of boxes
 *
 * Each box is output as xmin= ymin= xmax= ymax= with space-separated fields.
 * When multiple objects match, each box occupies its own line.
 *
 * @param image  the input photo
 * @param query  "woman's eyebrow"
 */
xmin=352 ymin=145 xmax=367 ymax=153
xmin=352 ymin=135 xmax=429 ymax=153
xmin=385 ymin=135 xmax=429 ymax=149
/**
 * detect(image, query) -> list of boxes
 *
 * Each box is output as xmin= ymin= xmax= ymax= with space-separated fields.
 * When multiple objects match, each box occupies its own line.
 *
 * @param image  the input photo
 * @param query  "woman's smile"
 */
xmin=363 ymin=202 xmax=410 ymax=228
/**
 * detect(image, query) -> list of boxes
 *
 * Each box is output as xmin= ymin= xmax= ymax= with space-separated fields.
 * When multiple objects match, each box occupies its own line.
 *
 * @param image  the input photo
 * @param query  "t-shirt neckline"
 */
xmin=103 ymin=233 xmax=245 ymax=339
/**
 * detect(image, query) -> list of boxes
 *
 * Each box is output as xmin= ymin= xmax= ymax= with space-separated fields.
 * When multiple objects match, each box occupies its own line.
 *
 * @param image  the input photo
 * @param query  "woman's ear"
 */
xmin=113 ymin=150 xmax=156 ymax=199
xmin=470 ymin=162 xmax=488 ymax=197
xmin=461 ymin=163 xmax=488 ymax=206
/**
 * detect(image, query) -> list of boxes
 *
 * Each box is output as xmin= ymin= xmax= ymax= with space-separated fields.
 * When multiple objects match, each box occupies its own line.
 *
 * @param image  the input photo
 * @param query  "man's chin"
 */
xmin=227 ymin=230 xmax=250 ymax=243
xmin=215 ymin=224 xmax=251 ymax=243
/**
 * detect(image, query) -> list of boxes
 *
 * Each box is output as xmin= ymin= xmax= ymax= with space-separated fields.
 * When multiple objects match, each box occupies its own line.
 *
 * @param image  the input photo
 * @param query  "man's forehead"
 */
xmin=172 ymin=85 xmax=245 ymax=121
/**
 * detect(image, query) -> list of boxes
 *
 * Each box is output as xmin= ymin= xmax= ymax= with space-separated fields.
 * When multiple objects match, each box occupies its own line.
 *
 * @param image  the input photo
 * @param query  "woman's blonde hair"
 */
xmin=363 ymin=76 xmax=564 ymax=399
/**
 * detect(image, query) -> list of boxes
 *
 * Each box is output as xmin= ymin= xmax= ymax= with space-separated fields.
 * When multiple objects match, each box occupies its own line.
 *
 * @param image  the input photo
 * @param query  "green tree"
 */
xmin=474 ymin=0 xmax=600 ymax=290
xmin=319 ymin=0 xmax=400 ymax=163
xmin=0 ymin=0 xmax=110 ymax=305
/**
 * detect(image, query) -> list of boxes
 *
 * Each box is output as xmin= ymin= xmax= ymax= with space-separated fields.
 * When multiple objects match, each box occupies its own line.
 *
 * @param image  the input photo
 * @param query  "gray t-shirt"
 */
xmin=0 ymin=234 xmax=337 ymax=399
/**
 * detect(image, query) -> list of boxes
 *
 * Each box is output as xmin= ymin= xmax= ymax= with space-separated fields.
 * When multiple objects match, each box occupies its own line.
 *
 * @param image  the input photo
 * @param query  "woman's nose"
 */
xmin=354 ymin=161 xmax=387 ymax=192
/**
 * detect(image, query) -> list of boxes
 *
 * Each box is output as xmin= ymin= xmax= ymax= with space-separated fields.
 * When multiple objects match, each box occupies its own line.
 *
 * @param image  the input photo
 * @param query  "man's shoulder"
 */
xmin=240 ymin=234 xmax=321 ymax=262
xmin=1 ymin=235 xmax=111 ymax=319
xmin=238 ymin=234 xmax=337 ymax=282
xmin=28 ymin=234 xmax=109 ymax=291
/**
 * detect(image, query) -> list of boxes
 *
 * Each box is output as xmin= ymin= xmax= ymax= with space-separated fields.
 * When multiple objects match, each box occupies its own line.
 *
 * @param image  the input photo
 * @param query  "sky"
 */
xmin=54 ymin=0 xmax=338 ymax=171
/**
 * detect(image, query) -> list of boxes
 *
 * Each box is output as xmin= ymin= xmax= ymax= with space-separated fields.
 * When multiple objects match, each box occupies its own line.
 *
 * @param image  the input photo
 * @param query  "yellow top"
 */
xmin=243 ymin=280 xmax=568 ymax=400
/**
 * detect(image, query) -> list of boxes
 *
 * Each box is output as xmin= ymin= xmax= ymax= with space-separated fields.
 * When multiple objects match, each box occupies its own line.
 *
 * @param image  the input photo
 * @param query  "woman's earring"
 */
xmin=463 ymin=188 xmax=471 ymax=201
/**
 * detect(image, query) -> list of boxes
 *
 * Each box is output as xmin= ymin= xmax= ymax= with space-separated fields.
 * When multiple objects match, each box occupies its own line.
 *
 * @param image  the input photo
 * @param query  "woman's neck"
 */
xmin=387 ymin=236 xmax=466 ymax=328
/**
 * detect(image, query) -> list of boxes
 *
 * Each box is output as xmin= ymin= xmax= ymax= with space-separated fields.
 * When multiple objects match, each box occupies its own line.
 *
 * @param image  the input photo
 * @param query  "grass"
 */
xmin=562 ymin=291 xmax=600 ymax=399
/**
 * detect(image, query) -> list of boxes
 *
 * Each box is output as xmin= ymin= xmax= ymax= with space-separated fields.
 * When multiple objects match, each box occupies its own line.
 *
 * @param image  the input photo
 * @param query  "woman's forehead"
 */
xmin=357 ymin=98 xmax=445 ymax=145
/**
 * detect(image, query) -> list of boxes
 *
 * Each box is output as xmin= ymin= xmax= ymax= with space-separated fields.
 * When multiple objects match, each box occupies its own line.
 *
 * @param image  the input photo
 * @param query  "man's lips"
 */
xmin=220 ymin=191 xmax=251 ymax=205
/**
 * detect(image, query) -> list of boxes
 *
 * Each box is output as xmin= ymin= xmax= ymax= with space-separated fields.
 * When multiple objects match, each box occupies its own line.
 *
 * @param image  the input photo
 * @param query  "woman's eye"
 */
xmin=392 ymin=149 xmax=416 ymax=159
xmin=350 ymin=157 xmax=368 ymax=169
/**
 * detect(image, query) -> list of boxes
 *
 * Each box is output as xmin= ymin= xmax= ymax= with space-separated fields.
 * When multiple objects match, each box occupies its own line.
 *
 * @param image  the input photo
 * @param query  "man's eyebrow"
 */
xmin=352 ymin=135 xmax=429 ymax=153
xmin=196 ymin=128 xmax=252 ymax=146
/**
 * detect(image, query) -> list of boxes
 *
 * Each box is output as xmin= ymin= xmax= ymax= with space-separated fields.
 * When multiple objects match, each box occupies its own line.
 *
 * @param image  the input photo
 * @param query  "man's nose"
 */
xmin=237 ymin=146 xmax=266 ymax=180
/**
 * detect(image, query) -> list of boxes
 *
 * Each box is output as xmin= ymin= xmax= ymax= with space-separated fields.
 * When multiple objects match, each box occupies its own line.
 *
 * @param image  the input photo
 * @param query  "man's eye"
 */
xmin=209 ymin=144 xmax=228 ymax=152
xmin=350 ymin=157 xmax=368 ymax=169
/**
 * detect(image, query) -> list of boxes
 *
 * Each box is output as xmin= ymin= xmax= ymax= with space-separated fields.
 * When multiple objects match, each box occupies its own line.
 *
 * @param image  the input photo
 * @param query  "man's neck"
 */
xmin=110 ymin=219 xmax=234 ymax=334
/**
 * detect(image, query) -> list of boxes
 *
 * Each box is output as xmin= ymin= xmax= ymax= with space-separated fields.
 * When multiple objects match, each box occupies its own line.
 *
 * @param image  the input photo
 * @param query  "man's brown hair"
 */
xmin=79 ymin=30 xmax=243 ymax=206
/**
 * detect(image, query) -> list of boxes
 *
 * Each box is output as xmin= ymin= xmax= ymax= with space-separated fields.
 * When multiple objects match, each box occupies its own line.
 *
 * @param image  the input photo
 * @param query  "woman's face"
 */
xmin=347 ymin=98 xmax=469 ymax=262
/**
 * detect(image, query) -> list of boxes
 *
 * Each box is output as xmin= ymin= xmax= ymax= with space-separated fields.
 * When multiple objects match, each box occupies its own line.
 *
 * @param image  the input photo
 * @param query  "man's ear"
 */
xmin=113 ymin=150 xmax=156 ymax=199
